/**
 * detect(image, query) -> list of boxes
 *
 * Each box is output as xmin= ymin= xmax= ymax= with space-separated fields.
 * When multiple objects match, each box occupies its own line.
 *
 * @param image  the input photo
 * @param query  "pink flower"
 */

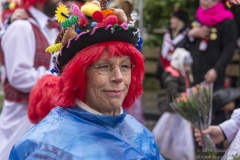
xmin=78 ymin=18 xmax=88 ymax=28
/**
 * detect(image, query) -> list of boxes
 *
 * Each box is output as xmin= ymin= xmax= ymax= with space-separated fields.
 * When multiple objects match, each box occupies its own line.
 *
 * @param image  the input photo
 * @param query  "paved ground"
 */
xmin=142 ymin=91 xmax=160 ymax=131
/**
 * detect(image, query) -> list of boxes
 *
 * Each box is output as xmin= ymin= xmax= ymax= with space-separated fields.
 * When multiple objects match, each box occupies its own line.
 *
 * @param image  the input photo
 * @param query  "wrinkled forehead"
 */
xmin=96 ymin=51 xmax=131 ymax=62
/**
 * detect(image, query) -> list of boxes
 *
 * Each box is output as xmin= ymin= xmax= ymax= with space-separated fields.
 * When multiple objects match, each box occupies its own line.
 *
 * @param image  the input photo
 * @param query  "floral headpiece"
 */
xmin=1 ymin=0 xmax=20 ymax=22
xmin=2 ymin=0 xmax=19 ymax=10
xmin=46 ymin=0 xmax=142 ymax=74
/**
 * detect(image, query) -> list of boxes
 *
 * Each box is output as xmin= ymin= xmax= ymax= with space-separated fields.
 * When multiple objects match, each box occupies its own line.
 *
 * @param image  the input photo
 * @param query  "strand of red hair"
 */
xmin=28 ymin=74 xmax=60 ymax=123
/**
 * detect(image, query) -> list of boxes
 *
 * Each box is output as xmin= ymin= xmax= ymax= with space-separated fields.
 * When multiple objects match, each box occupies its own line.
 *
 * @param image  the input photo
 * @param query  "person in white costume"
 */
xmin=0 ymin=0 xmax=60 ymax=159
xmin=0 ymin=0 xmax=27 ymax=85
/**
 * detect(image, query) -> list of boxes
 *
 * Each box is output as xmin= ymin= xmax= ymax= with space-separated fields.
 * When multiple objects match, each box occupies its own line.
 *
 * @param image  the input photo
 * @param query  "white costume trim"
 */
xmin=75 ymin=99 xmax=123 ymax=115
xmin=161 ymin=29 xmax=188 ymax=61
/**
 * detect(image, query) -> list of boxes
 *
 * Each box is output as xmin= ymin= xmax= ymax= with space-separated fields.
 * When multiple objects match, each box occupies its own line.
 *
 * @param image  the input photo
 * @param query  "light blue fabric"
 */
xmin=10 ymin=106 xmax=164 ymax=160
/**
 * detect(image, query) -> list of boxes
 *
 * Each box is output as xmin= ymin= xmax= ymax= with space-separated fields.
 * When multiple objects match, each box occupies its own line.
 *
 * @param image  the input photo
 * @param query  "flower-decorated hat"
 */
xmin=46 ymin=0 xmax=142 ymax=74
xmin=1 ymin=0 xmax=20 ymax=22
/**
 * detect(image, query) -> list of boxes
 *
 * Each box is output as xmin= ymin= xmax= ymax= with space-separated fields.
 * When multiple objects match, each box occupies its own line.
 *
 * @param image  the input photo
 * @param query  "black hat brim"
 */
xmin=57 ymin=27 xmax=139 ymax=72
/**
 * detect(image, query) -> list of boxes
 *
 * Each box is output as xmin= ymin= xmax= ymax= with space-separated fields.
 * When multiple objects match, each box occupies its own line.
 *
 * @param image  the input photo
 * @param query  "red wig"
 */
xmin=28 ymin=74 xmax=60 ymax=123
xmin=53 ymin=41 xmax=145 ymax=110
xmin=21 ymin=0 xmax=45 ymax=9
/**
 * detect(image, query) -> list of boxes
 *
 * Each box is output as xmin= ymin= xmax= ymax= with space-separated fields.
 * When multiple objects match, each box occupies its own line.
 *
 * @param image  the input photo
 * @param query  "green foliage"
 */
xmin=141 ymin=0 xmax=240 ymax=47
xmin=233 ymin=154 xmax=240 ymax=160
xmin=143 ymin=0 xmax=199 ymax=47
xmin=143 ymin=34 xmax=161 ymax=47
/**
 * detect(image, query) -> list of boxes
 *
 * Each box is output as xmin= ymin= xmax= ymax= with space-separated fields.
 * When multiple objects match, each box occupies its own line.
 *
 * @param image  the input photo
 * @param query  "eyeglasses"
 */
xmin=93 ymin=62 xmax=135 ymax=75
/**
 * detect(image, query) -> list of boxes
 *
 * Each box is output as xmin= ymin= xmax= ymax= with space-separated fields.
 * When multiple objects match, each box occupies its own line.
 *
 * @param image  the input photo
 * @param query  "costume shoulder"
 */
xmin=124 ymin=114 xmax=156 ymax=137
xmin=162 ymin=69 xmax=179 ymax=85
xmin=124 ymin=114 xmax=164 ymax=160
xmin=220 ymin=18 xmax=236 ymax=27
xmin=9 ymin=107 xmax=80 ymax=160
xmin=4 ymin=19 xmax=32 ymax=34
xmin=163 ymin=31 xmax=170 ymax=39
xmin=2 ymin=19 xmax=32 ymax=42
xmin=223 ymin=18 xmax=235 ymax=23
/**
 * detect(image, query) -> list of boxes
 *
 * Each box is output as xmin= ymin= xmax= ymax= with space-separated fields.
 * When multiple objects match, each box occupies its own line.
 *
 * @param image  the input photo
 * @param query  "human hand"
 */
xmin=229 ymin=0 xmax=240 ymax=5
xmin=222 ymin=101 xmax=235 ymax=112
xmin=194 ymin=126 xmax=225 ymax=146
xmin=204 ymin=68 xmax=217 ymax=83
xmin=10 ymin=8 xmax=28 ymax=23
xmin=188 ymin=26 xmax=209 ymax=38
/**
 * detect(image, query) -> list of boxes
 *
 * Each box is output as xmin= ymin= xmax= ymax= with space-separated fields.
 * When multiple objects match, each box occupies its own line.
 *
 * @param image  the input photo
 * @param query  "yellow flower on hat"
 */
xmin=9 ymin=2 xmax=17 ymax=10
xmin=55 ymin=4 xmax=69 ymax=23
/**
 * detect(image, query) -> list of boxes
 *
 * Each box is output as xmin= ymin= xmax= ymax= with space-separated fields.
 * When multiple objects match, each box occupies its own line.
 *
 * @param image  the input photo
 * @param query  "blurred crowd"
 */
xmin=0 ymin=0 xmax=240 ymax=159
xmin=154 ymin=0 xmax=240 ymax=159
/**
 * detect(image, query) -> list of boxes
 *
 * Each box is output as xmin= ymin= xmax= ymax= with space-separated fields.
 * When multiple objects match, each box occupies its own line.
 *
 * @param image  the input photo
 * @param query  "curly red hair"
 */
xmin=53 ymin=41 xmax=145 ymax=110
xmin=28 ymin=74 xmax=60 ymax=123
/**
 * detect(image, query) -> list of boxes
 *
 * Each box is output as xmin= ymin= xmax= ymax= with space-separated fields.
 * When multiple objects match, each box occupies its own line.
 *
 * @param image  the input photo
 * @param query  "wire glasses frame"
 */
xmin=93 ymin=63 xmax=135 ymax=75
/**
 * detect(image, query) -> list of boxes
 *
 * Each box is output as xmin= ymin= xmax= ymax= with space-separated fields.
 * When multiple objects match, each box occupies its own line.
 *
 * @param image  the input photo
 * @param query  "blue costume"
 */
xmin=10 ymin=106 xmax=164 ymax=160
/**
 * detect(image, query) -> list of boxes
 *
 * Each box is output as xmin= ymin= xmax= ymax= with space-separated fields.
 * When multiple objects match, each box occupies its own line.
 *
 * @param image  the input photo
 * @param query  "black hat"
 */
xmin=46 ymin=1 xmax=142 ymax=74
xmin=172 ymin=9 xmax=189 ymax=24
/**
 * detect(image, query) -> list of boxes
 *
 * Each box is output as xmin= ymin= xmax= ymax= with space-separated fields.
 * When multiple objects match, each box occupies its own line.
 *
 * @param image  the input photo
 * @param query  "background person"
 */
xmin=0 ymin=0 xmax=60 ymax=159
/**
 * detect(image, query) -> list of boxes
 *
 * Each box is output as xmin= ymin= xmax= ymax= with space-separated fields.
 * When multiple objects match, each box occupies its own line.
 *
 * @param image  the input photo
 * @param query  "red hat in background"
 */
xmin=20 ymin=0 xmax=45 ymax=9
xmin=1 ymin=0 xmax=20 ymax=22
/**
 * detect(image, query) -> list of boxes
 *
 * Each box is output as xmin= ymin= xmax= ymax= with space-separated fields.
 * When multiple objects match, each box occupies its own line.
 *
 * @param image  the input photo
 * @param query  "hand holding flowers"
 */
xmin=170 ymin=82 xmax=216 ymax=156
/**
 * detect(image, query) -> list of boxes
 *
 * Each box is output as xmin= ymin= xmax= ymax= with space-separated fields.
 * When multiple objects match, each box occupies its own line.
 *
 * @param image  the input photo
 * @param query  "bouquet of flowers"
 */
xmin=170 ymin=82 xmax=215 ymax=156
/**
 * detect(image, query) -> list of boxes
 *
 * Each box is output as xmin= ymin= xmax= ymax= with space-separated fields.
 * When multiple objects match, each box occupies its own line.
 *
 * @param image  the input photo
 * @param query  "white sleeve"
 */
xmin=1 ymin=20 xmax=51 ymax=93
xmin=219 ymin=108 xmax=240 ymax=142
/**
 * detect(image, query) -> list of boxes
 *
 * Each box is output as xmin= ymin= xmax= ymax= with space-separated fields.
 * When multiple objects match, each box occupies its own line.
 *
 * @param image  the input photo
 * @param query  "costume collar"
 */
xmin=64 ymin=105 xmax=126 ymax=127
xmin=28 ymin=6 xmax=55 ymax=29
xmin=75 ymin=99 xmax=123 ymax=115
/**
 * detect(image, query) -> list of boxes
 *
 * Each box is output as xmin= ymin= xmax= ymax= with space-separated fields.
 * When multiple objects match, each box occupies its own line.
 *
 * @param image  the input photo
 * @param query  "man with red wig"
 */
xmin=0 ymin=0 xmax=60 ymax=159
xmin=9 ymin=1 xmax=163 ymax=159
